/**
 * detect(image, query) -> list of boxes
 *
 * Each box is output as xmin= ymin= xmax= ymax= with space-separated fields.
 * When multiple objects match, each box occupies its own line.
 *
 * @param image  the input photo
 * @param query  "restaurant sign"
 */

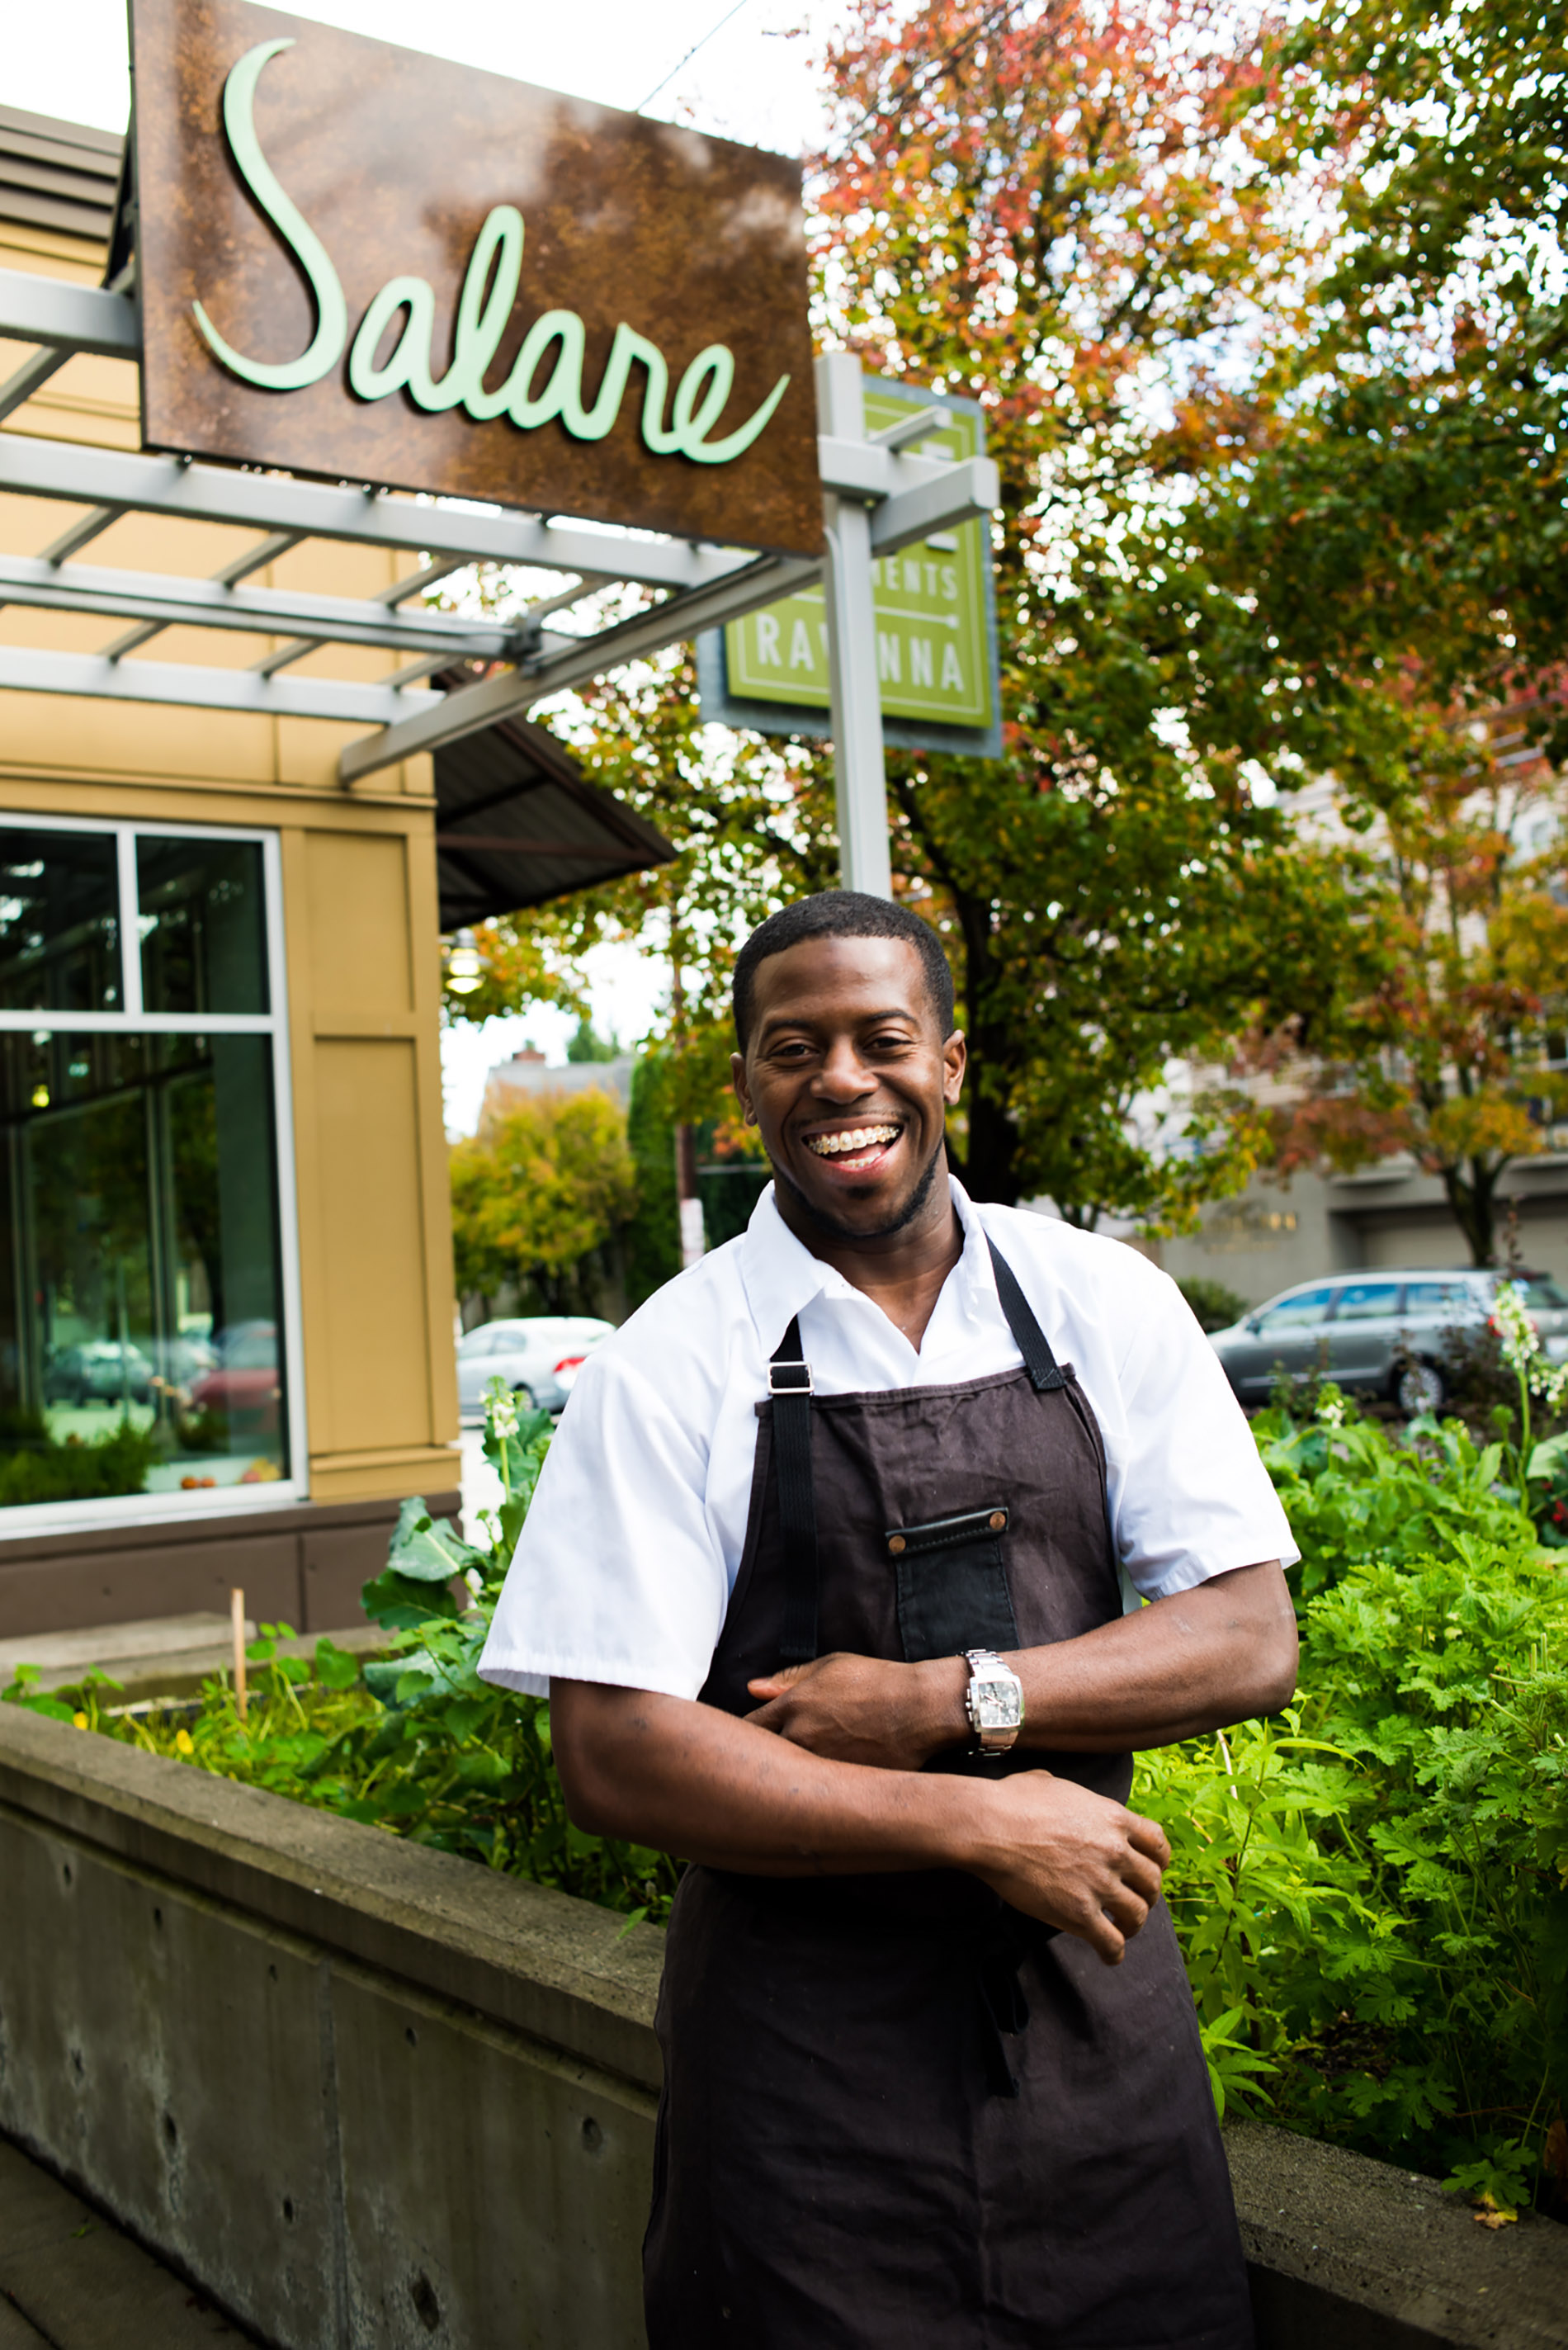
xmin=130 ymin=0 xmax=822 ymax=556
xmin=697 ymin=383 xmax=1001 ymax=754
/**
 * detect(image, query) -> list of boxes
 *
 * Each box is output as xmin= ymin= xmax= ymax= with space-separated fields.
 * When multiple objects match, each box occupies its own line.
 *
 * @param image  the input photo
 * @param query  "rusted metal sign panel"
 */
xmin=130 ymin=0 xmax=822 ymax=556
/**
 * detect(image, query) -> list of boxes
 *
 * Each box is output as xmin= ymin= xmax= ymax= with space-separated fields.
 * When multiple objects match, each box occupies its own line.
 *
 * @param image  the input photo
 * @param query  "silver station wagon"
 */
xmin=1207 ymin=1268 xmax=1568 ymax=1415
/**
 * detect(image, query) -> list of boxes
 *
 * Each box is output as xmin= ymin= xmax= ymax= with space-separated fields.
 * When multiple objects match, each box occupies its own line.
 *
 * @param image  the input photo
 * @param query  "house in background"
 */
xmin=479 ymin=1047 xmax=635 ymax=1128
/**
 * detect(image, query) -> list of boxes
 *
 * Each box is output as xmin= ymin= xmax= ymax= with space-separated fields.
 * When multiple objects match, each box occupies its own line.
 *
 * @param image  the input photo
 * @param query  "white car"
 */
xmin=456 ymin=1316 xmax=615 ymax=1418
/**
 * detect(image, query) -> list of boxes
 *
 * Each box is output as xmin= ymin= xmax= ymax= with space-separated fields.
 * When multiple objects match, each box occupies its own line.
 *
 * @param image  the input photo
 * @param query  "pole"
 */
xmin=668 ymin=932 xmax=705 ymax=1266
xmin=230 ymin=1586 xmax=248 ymax=1723
xmin=816 ymin=353 xmax=892 ymax=900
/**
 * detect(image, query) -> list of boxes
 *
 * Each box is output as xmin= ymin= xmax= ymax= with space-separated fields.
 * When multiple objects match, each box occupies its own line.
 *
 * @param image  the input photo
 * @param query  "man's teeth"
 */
xmin=806 ymin=1125 xmax=900 ymax=1157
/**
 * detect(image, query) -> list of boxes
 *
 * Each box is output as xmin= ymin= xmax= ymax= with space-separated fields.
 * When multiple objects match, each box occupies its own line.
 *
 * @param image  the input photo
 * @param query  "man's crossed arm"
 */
xmin=550 ymin=1560 xmax=1296 ymax=1968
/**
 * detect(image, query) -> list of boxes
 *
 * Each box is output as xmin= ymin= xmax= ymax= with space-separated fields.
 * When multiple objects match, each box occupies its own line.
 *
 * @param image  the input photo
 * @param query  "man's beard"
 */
xmin=771 ymin=1133 xmax=947 ymax=1246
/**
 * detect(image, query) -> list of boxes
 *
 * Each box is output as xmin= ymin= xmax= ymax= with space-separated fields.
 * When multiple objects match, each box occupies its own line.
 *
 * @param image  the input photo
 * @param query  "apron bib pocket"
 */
xmin=885 ymin=1503 xmax=1020 ymax=1662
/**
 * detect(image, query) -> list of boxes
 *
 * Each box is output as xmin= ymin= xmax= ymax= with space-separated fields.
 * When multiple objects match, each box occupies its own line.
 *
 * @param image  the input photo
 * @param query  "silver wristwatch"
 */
xmin=963 ymin=1648 xmax=1023 ymax=1757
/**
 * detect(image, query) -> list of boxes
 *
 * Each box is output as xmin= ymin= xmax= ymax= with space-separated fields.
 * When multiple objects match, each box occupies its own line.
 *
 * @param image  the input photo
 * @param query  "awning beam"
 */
xmin=0 ymin=264 xmax=1001 ymax=868
xmin=0 ymin=428 xmax=763 ymax=595
xmin=0 ymin=551 xmax=523 ymax=659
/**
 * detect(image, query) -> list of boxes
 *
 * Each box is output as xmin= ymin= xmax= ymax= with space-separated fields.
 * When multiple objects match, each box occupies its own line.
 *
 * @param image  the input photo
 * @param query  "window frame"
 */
xmin=0 ymin=810 xmax=308 ymax=1538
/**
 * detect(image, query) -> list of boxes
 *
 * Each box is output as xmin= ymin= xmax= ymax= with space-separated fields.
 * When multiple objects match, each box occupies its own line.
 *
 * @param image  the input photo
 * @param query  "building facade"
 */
xmin=0 ymin=106 xmax=681 ymax=1645
xmin=0 ymin=112 xmax=470 ymax=1634
xmin=1152 ymin=1157 xmax=1568 ymax=1307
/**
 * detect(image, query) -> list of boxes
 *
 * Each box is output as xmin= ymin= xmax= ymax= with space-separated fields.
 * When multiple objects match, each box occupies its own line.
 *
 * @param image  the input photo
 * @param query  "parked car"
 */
xmin=42 ymin=1339 xmax=155 ymax=1407
xmin=1207 ymin=1267 xmax=1568 ymax=1415
xmin=188 ymin=1321 xmax=282 ymax=1434
xmin=456 ymin=1317 xmax=614 ymax=1418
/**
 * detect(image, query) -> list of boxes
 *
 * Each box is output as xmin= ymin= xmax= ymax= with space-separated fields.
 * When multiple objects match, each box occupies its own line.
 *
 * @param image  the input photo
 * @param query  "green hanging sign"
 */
xmin=697 ymin=382 xmax=1001 ymax=756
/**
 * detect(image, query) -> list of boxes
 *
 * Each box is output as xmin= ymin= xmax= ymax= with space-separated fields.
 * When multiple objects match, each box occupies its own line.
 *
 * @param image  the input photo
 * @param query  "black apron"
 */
xmin=644 ymin=1240 xmax=1254 ymax=2350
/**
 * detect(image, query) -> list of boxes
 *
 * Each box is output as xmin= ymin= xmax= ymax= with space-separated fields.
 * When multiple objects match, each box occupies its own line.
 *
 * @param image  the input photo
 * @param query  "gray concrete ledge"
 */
xmin=1229 ymin=2119 xmax=1568 ymax=2350
xmin=0 ymin=1704 xmax=1565 ymax=2347
xmin=0 ymin=1701 xmax=664 ymax=2097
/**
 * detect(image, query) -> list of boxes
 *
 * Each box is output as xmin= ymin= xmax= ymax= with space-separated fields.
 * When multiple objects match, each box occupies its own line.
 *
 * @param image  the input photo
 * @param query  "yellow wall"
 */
xmin=0 ymin=217 xmax=460 ymax=1507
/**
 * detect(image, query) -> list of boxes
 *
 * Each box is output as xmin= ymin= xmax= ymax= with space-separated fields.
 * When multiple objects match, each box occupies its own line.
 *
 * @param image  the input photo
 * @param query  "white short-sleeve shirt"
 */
xmin=478 ymin=1179 xmax=1298 ymax=1701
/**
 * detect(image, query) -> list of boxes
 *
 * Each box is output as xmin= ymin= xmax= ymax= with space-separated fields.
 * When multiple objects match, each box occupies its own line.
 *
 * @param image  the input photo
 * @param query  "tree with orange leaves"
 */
xmin=1269 ymin=733 xmax=1568 ymax=1265
xmin=1196 ymin=0 xmax=1568 ymax=1262
xmin=800 ymin=0 xmax=1367 ymax=1215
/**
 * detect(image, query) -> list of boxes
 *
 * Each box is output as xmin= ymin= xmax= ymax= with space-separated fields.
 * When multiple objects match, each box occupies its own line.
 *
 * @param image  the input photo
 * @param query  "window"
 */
xmin=1405 ymin=1279 xmax=1475 ymax=1320
xmin=1507 ymin=1275 xmax=1568 ymax=1311
xmin=0 ymin=819 xmax=298 ymax=1524
xmin=1332 ymin=1282 xmax=1402 ymax=1322
xmin=456 ymin=1327 xmax=497 ymax=1359
xmin=1254 ymin=1286 xmax=1335 ymax=1333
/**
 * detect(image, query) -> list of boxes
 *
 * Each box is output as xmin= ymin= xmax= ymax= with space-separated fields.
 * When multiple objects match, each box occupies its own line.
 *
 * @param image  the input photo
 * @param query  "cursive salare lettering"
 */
xmin=191 ymin=39 xmax=791 ymax=466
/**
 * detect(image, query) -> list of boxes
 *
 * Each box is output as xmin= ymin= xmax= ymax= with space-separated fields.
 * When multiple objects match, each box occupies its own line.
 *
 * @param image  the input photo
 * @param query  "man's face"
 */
xmin=731 ymin=934 xmax=966 ymax=1243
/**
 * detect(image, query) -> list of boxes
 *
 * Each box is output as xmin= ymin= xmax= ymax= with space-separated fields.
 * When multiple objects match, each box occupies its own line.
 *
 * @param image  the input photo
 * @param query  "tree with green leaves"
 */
xmin=449 ymin=1090 xmax=638 ymax=1316
xmin=443 ymin=0 xmax=1380 ymax=1227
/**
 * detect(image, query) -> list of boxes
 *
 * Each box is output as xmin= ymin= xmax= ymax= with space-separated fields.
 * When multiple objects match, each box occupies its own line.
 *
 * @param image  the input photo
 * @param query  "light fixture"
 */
xmin=446 ymin=929 xmax=484 ymax=995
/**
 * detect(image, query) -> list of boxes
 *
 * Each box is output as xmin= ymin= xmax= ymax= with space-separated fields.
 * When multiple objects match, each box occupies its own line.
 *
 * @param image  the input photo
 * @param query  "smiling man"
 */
xmin=479 ymin=891 xmax=1300 ymax=2350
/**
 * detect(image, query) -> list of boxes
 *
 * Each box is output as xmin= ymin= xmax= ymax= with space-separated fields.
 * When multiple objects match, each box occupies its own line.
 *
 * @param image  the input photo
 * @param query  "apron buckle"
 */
xmin=768 ymin=1359 xmax=814 ymax=1395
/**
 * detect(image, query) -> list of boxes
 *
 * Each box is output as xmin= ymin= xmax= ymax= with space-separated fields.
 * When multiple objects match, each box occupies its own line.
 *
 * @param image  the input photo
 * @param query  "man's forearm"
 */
xmin=744 ymin=1559 xmax=1299 ymax=1768
xmin=548 ymin=1676 xmax=1175 ymax=1963
xmin=550 ymin=1678 xmax=987 ymax=1875
xmin=1005 ymin=1557 xmax=1298 ymax=1751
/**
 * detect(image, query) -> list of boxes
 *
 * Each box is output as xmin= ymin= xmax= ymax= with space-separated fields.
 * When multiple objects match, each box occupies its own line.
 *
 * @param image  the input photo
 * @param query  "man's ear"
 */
xmin=942 ymin=1029 xmax=967 ymax=1105
xmin=731 ymin=1050 xmax=754 ymax=1124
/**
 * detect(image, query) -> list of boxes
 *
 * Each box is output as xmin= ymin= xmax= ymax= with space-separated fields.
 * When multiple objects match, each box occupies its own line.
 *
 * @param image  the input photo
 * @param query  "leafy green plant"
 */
xmin=1141 ymin=1386 xmax=1568 ymax=2212
xmin=50 ymin=1378 xmax=681 ymax=1924
xmin=1254 ymin=1391 xmax=1538 ymax=1601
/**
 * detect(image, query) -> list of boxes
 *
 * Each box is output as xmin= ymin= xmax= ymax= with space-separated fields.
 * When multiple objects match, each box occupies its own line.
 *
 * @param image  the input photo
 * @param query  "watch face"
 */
xmin=974 ymin=1678 xmax=1022 ymax=1728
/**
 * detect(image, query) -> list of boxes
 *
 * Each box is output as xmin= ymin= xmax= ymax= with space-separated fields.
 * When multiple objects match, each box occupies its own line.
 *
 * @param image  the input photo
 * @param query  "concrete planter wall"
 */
xmin=0 ymin=1705 xmax=1563 ymax=2349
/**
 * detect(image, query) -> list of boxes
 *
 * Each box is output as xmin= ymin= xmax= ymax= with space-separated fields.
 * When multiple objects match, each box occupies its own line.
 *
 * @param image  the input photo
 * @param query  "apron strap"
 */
xmin=985 ymin=1237 xmax=1068 ymax=1393
xmin=767 ymin=1241 xmax=1061 ymax=1667
xmin=770 ymin=1315 xmax=819 ymax=1664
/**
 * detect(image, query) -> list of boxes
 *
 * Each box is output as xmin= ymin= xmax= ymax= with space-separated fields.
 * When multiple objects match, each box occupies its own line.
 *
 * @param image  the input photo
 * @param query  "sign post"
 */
xmin=817 ymin=354 xmax=893 ymax=898
xmin=698 ymin=365 xmax=1001 ymax=896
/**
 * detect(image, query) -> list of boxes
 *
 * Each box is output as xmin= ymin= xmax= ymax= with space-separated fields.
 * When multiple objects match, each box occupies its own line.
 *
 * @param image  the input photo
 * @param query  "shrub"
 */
xmin=40 ymin=1382 xmax=678 ymax=1927
xmin=0 ymin=1416 xmax=159 ymax=1506
xmin=1141 ymin=1387 xmax=1568 ymax=2215
xmin=1175 ymin=1276 xmax=1252 ymax=1334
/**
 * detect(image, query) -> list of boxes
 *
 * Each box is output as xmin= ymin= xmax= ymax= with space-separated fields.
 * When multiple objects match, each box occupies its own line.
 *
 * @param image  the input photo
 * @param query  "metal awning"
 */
xmin=431 ymin=674 xmax=675 ymax=927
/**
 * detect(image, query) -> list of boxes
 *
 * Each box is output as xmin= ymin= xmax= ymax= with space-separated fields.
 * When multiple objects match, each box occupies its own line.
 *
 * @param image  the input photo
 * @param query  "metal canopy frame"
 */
xmin=0 ymin=263 xmax=999 ymax=880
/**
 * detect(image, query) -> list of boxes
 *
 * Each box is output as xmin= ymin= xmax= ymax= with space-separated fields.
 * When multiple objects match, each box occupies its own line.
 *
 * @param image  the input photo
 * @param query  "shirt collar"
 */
xmin=737 ymin=1174 xmax=995 ymax=1355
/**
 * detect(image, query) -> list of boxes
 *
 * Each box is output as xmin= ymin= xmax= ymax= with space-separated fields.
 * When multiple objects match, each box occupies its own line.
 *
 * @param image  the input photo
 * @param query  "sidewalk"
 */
xmin=0 ymin=2139 xmax=255 ymax=2348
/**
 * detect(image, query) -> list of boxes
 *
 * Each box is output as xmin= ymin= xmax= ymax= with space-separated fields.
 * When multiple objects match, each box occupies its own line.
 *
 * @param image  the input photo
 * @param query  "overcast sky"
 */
xmin=10 ymin=0 xmax=839 ymax=156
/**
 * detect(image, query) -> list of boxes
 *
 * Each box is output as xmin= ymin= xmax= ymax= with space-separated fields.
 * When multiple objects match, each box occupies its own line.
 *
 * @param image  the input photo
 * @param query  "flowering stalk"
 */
xmin=1491 ymin=1283 xmax=1568 ymax=1497
xmin=484 ymin=1374 xmax=517 ymax=1506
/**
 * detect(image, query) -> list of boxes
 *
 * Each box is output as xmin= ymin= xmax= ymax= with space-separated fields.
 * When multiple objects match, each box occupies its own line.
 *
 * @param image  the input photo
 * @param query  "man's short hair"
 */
xmin=732 ymin=891 xmax=956 ymax=1049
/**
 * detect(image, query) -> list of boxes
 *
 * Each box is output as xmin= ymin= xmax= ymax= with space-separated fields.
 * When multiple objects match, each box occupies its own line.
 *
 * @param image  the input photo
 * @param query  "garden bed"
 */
xmin=12 ymin=1374 xmax=1568 ymax=2226
xmin=1 ymin=1698 xmax=1565 ymax=2350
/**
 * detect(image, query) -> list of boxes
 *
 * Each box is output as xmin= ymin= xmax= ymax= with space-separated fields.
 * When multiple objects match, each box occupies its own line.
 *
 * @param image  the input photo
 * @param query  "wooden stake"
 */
xmin=230 ymin=1586 xmax=248 ymax=1723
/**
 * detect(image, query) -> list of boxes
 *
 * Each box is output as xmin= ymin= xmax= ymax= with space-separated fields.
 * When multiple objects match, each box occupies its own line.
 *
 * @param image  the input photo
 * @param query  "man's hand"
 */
xmin=746 ymin=1652 xmax=966 ymax=1770
xmin=552 ymin=1677 xmax=1169 ymax=1965
xmin=965 ymin=1772 xmax=1170 ymax=1965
